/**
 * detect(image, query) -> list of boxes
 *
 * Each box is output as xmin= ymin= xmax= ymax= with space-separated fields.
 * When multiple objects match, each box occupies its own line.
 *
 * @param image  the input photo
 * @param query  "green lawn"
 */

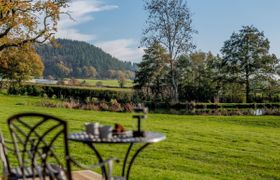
xmin=0 ymin=94 xmax=280 ymax=179
xmin=78 ymin=79 xmax=134 ymax=88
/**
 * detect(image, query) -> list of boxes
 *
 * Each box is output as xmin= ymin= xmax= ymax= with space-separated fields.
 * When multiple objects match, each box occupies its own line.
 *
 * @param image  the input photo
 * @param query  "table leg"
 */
xmin=126 ymin=143 xmax=150 ymax=180
xmin=122 ymin=143 xmax=134 ymax=176
xmin=87 ymin=143 xmax=108 ymax=180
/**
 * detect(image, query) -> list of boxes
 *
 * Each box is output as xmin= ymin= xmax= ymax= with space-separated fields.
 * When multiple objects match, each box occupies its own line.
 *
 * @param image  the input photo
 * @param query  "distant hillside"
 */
xmin=36 ymin=39 xmax=136 ymax=78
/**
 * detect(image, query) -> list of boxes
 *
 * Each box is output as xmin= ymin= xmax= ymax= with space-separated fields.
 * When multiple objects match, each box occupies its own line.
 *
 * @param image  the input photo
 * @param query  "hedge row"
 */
xmin=7 ymin=85 xmax=280 ymax=110
xmin=186 ymin=103 xmax=280 ymax=109
xmin=145 ymin=101 xmax=280 ymax=110
xmin=8 ymin=85 xmax=135 ymax=103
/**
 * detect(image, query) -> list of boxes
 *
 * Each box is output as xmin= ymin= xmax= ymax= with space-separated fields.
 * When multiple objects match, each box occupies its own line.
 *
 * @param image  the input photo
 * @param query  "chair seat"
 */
xmin=9 ymin=164 xmax=65 ymax=179
xmin=1 ymin=170 xmax=102 ymax=180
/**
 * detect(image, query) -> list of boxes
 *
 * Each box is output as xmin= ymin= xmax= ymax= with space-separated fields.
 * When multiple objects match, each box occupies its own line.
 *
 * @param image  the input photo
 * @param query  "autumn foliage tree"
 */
xmin=54 ymin=61 xmax=72 ymax=78
xmin=0 ymin=44 xmax=44 ymax=86
xmin=117 ymin=71 xmax=126 ymax=88
xmin=0 ymin=0 xmax=68 ymax=51
xmin=84 ymin=66 xmax=97 ymax=78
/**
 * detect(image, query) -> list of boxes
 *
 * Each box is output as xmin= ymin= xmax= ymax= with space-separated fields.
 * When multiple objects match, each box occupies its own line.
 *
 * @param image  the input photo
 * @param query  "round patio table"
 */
xmin=68 ymin=131 xmax=166 ymax=180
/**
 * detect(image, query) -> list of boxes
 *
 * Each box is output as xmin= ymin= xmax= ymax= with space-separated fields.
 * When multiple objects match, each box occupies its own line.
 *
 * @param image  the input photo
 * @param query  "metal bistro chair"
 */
xmin=0 ymin=112 xmax=117 ymax=180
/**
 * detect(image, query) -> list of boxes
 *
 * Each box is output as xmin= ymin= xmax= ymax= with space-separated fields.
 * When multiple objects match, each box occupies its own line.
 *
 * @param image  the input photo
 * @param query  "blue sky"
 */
xmin=56 ymin=0 xmax=280 ymax=62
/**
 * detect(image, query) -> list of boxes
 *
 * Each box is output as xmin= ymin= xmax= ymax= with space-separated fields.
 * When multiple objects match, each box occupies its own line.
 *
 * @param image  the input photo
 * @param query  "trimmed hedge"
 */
xmin=8 ymin=85 xmax=134 ymax=103
xmin=7 ymin=85 xmax=280 ymax=110
xmin=144 ymin=101 xmax=280 ymax=111
xmin=171 ymin=102 xmax=280 ymax=109
xmin=8 ymin=85 xmax=43 ymax=96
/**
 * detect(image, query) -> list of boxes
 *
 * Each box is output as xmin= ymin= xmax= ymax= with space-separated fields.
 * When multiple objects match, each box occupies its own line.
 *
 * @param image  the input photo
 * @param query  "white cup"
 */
xmin=85 ymin=123 xmax=99 ymax=135
xmin=99 ymin=125 xmax=113 ymax=139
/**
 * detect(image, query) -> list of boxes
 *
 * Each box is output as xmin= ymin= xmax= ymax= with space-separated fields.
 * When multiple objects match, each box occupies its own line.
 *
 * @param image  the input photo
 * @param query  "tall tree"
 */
xmin=84 ymin=66 xmax=98 ymax=78
xmin=177 ymin=52 xmax=219 ymax=102
xmin=221 ymin=25 xmax=279 ymax=102
xmin=143 ymin=0 xmax=196 ymax=102
xmin=134 ymin=42 xmax=169 ymax=101
xmin=0 ymin=0 xmax=68 ymax=51
xmin=54 ymin=61 xmax=72 ymax=78
xmin=277 ymin=65 xmax=280 ymax=76
xmin=117 ymin=71 xmax=126 ymax=88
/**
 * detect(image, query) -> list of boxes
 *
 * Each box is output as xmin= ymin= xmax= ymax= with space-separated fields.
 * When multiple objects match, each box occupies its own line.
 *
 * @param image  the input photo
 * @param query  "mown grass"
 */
xmin=0 ymin=94 xmax=280 ymax=179
xmin=78 ymin=79 xmax=134 ymax=88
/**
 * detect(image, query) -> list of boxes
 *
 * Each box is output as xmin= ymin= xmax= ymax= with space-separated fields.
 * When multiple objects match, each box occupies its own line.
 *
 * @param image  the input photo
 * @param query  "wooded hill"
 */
xmin=36 ymin=39 xmax=136 ymax=79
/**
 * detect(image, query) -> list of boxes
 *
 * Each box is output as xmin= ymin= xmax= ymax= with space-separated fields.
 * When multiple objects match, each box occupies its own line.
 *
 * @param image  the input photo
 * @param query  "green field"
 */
xmin=78 ymin=79 xmax=134 ymax=88
xmin=32 ymin=83 xmax=133 ymax=92
xmin=0 ymin=94 xmax=280 ymax=179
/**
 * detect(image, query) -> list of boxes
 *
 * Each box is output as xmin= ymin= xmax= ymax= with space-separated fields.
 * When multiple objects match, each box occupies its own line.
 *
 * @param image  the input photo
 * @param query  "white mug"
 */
xmin=85 ymin=122 xmax=99 ymax=135
xmin=99 ymin=125 xmax=113 ymax=139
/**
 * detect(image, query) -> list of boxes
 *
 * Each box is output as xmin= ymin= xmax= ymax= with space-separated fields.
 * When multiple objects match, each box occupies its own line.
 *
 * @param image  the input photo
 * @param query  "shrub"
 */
xmin=38 ymin=100 xmax=58 ymax=108
xmin=99 ymin=102 xmax=109 ymax=111
xmin=28 ymin=86 xmax=42 ymax=96
xmin=96 ymin=81 xmax=103 ymax=87
xmin=63 ymin=99 xmax=80 ymax=109
xmin=7 ymin=86 xmax=19 ymax=95
xmin=110 ymin=99 xmax=123 ymax=112
xmin=123 ymin=103 xmax=134 ymax=112
xmin=81 ymin=103 xmax=100 ymax=111
xmin=68 ymin=78 xmax=81 ymax=86
xmin=80 ymin=80 xmax=89 ymax=86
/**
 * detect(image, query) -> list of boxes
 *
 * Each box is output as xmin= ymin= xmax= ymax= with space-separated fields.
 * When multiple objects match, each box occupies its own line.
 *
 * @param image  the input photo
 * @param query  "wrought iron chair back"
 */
xmin=0 ymin=131 xmax=10 ymax=176
xmin=6 ymin=112 xmax=72 ymax=180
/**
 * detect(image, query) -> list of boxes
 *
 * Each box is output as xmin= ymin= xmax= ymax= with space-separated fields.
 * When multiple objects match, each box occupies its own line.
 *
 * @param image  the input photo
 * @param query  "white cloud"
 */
xmin=55 ymin=1 xmax=144 ymax=62
xmin=96 ymin=39 xmax=144 ymax=62
xmin=56 ymin=0 xmax=118 ymax=41
xmin=55 ymin=29 xmax=96 ymax=42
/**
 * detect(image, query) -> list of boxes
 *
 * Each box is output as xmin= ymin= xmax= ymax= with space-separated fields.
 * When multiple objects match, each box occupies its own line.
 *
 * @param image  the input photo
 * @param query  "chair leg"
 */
xmin=107 ymin=160 xmax=113 ymax=180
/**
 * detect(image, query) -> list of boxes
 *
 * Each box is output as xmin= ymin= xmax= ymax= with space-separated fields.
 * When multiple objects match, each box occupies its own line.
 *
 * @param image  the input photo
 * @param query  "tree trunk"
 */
xmin=170 ymin=60 xmax=179 ymax=103
xmin=245 ymin=71 xmax=250 ymax=103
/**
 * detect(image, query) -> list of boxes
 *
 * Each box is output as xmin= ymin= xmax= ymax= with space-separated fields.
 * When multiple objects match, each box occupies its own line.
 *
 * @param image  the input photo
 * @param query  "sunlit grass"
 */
xmin=78 ymin=79 xmax=134 ymax=88
xmin=0 ymin=94 xmax=280 ymax=179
